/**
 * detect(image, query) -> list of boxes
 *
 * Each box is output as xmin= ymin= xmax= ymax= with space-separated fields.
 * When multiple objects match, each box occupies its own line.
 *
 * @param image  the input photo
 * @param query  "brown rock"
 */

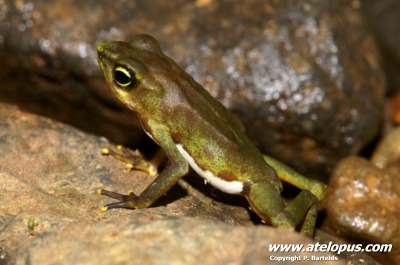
xmin=0 ymin=103 xmax=348 ymax=265
xmin=325 ymin=128 xmax=400 ymax=264
xmin=0 ymin=0 xmax=385 ymax=179
xmin=363 ymin=0 xmax=400 ymax=92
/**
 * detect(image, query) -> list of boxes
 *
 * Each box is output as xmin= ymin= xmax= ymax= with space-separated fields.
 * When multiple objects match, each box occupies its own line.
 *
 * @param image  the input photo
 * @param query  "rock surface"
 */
xmin=363 ymin=0 xmax=400 ymax=92
xmin=0 ymin=0 xmax=385 ymax=179
xmin=0 ymin=103 xmax=350 ymax=265
xmin=325 ymin=128 xmax=400 ymax=264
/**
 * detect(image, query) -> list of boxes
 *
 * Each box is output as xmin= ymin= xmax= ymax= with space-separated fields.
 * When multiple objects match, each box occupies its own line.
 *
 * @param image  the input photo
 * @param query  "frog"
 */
xmin=97 ymin=34 xmax=327 ymax=236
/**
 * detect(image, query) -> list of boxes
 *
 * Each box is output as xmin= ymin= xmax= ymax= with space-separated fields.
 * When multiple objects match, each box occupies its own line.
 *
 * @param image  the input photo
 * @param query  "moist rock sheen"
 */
xmin=326 ymin=128 xmax=400 ymax=264
xmin=0 ymin=0 xmax=385 ymax=179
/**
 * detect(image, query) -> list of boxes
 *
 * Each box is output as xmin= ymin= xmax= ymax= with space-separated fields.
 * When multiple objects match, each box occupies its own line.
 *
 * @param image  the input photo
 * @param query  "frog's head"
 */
xmin=97 ymin=34 xmax=173 ymax=112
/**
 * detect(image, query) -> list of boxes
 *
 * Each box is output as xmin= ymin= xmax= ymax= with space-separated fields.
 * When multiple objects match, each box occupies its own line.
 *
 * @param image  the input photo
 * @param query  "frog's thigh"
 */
xmin=246 ymin=182 xmax=295 ymax=229
xmin=283 ymin=190 xmax=318 ymax=236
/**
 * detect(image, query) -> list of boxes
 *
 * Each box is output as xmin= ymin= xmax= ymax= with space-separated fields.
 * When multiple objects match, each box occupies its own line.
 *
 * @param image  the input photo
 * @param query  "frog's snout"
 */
xmin=97 ymin=44 xmax=107 ymax=60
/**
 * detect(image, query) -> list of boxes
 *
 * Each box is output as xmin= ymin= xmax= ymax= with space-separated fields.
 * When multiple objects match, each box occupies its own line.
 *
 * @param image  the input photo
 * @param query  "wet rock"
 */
xmin=325 ymin=128 xmax=400 ymax=264
xmin=0 ymin=0 xmax=385 ymax=179
xmin=371 ymin=127 xmax=400 ymax=175
xmin=0 ymin=102 xmax=347 ymax=265
xmin=363 ymin=0 xmax=400 ymax=92
xmin=205 ymin=0 xmax=385 ymax=179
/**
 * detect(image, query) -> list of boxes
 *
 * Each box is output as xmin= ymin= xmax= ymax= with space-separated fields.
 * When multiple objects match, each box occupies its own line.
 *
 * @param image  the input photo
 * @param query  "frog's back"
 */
xmin=136 ymin=37 xmax=264 ymax=155
xmin=167 ymin=62 xmax=252 ymax=151
xmin=157 ymin=54 xmax=279 ymax=184
xmin=123 ymin=35 xmax=240 ymax=133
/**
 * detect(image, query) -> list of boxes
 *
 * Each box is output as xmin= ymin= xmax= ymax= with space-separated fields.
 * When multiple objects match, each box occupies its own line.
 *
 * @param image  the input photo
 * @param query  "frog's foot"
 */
xmin=97 ymin=189 xmax=138 ymax=211
xmin=102 ymin=145 xmax=158 ymax=176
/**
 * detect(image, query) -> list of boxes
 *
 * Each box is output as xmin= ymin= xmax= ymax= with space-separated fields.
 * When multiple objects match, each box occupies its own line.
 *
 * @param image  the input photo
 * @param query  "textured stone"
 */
xmin=0 ymin=0 xmax=385 ymax=179
xmin=0 ymin=103 xmax=348 ymax=265
xmin=325 ymin=128 xmax=400 ymax=264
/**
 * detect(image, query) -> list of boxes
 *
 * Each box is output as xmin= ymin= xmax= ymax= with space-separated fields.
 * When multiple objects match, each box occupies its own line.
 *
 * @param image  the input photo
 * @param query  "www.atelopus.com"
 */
xmin=269 ymin=242 xmax=392 ymax=262
xmin=268 ymin=242 xmax=392 ymax=262
xmin=269 ymin=242 xmax=392 ymax=255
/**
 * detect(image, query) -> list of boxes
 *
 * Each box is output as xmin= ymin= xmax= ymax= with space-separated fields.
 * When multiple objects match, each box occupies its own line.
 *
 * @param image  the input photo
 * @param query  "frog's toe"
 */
xmin=97 ymin=189 xmax=128 ymax=200
xmin=101 ymin=145 xmax=158 ymax=176
xmin=102 ymin=201 xmax=132 ymax=211
xmin=98 ymin=189 xmax=139 ymax=210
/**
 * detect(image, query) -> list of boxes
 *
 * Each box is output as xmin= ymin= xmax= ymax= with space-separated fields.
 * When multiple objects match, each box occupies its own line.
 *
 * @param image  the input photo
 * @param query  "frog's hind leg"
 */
xmin=246 ymin=182 xmax=295 ymax=230
xmin=263 ymin=155 xmax=327 ymax=201
xmin=283 ymin=190 xmax=318 ymax=236
xmin=246 ymin=182 xmax=318 ymax=237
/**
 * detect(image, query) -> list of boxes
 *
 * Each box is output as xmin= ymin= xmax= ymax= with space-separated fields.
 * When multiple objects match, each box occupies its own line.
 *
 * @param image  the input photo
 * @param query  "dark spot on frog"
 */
xmin=241 ymin=181 xmax=253 ymax=196
xmin=203 ymin=146 xmax=215 ymax=160
xmin=218 ymin=170 xmax=237 ymax=181
xmin=171 ymin=132 xmax=183 ymax=144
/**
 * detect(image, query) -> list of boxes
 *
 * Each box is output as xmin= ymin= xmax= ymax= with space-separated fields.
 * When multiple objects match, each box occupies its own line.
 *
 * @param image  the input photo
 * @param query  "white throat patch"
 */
xmin=175 ymin=144 xmax=243 ymax=194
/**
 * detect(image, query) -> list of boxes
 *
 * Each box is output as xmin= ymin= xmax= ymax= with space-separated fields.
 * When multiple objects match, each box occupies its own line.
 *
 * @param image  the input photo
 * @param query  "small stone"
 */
xmin=326 ymin=128 xmax=400 ymax=264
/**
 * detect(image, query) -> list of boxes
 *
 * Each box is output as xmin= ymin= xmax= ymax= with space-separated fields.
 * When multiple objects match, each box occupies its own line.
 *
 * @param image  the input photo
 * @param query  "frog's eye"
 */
xmin=114 ymin=66 xmax=139 ymax=88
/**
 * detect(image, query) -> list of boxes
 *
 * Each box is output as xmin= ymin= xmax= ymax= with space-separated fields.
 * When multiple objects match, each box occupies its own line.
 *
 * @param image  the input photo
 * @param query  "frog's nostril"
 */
xmin=97 ymin=49 xmax=108 ymax=62
xmin=98 ymin=52 xmax=105 ymax=60
xmin=97 ymin=44 xmax=107 ymax=55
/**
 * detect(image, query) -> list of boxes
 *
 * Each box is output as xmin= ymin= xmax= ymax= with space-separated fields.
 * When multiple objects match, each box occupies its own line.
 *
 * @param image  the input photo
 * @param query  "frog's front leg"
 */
xmin=99 ymin=122 xmax=189 ymax=210
xmin=245 ymin=181 xmax=318 ymax=236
